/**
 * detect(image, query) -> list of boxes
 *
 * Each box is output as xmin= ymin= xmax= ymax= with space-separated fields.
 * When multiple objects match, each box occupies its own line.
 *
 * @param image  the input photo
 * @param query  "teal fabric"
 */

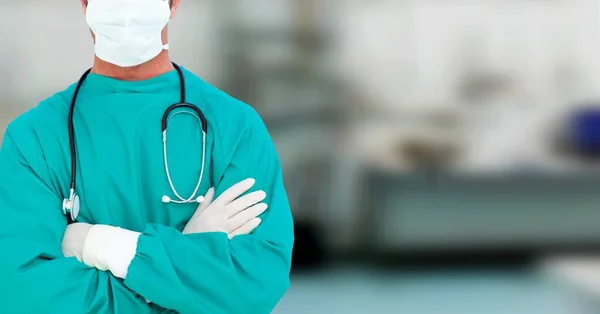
xmin=0 ymin=67 xmax=294 ymax=313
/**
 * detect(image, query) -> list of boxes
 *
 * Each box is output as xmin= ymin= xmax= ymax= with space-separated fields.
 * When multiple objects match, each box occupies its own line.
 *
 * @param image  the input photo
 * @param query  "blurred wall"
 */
xmin=0 ymin=0 xmax=221 ymax=119
xmin=4 ymin=1 xmax=600 ymax=120
xmin=336 ymin=0 xmax=600 ymax=112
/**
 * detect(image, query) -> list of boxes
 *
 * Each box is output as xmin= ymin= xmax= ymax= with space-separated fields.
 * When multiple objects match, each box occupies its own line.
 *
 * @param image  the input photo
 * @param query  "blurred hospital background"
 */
xmin=5 ymin=0 xmax=600 ymax=313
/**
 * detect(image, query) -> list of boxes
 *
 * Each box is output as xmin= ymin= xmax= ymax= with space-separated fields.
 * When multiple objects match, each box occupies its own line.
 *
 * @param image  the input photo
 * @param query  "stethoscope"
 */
xmin=62 ymin=62 xmax=208 ymax=221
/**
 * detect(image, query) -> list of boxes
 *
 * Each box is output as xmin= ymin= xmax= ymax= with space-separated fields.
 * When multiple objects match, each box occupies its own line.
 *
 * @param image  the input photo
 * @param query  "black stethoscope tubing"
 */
xmin=64 ymin=62 xmax=208 ymax=221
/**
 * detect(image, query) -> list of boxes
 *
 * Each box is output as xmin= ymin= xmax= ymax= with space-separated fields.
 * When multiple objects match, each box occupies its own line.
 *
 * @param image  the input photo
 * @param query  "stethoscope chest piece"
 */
xmin=62 ymin=192 xmax=80 ymax=221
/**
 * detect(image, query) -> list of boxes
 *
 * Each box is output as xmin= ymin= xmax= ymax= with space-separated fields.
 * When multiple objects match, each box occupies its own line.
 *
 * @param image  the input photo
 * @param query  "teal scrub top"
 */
xmin=0 ymin=67 xmax=294 ymax=314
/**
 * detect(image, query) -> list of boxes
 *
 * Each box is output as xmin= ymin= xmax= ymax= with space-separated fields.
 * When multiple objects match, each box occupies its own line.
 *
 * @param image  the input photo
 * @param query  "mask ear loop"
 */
xmin=163 ymin=111 xmax=206 ymax=203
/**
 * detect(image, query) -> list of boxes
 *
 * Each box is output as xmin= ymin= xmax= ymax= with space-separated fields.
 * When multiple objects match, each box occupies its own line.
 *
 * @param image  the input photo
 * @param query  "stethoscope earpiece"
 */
xmin=161 ymin=195 xmax=205 ymax=204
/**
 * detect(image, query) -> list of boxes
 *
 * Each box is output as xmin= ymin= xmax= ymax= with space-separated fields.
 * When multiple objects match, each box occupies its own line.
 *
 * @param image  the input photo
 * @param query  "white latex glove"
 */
xmin=62 ymin=222 xmax=93 ymax=262
xmin=183 ymin=178 xmax=268 ymax=239
xmin=62 ymin=222 xmax=140 ymax=277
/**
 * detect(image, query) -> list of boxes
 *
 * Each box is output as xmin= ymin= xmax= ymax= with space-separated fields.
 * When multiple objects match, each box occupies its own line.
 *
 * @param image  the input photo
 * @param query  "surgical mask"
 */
xmin=86 ymin=0 xmax=171 ymax=68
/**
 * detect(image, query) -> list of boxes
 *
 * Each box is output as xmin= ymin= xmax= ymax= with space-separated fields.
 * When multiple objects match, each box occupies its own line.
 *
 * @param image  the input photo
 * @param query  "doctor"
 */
xmin=0 ymin=0 xmax=294 ymax=313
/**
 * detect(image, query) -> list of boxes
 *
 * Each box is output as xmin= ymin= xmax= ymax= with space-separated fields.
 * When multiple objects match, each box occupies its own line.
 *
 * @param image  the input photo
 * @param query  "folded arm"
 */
xmin=97 ymin=110 xmax=294 ymax=313
xmin=0 ymin=128 xmax=153 ymax=314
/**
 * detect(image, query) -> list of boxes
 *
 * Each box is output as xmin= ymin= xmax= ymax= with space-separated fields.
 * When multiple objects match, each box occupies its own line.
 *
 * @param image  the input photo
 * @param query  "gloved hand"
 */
xmin=183 ymin=178 xmax=268 ymax=239
xmin=61 ymin=222 xmax=93 ymax=262
xmin=62 ymin=223 xmax=149 ymax=302
xmin=62 ymin=222 xmax=140 ymax=276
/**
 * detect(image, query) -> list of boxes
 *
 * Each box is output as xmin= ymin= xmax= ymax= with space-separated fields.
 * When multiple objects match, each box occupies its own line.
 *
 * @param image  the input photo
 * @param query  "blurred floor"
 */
xmin=273 ymin=266 xmax=599 ymax=314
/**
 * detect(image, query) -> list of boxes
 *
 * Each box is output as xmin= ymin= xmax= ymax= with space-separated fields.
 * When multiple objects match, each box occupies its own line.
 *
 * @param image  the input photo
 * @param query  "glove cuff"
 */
xmin=106 ymin=227 xmax=141 ymax=279
xmin=82 ymin=225 xmax=141 ymax=279
xmin=82 ymin=225 xmax=114 ymax=271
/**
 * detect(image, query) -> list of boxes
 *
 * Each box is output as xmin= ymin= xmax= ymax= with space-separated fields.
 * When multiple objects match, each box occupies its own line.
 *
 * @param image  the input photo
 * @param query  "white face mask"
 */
xmin=86 ymin=0 xmax=171 ymax=68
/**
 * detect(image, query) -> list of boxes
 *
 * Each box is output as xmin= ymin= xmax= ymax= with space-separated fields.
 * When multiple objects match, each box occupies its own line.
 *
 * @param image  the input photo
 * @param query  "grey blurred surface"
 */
xmin=368 ymin=174 xmax=600 ymax=250
xmin=273 ymin=268 xmax=597 ymax=314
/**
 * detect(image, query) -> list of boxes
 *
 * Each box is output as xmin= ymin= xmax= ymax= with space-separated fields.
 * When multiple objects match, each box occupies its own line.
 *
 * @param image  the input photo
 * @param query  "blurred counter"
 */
xmin=365 ymin=172 xmax=600 ymax=252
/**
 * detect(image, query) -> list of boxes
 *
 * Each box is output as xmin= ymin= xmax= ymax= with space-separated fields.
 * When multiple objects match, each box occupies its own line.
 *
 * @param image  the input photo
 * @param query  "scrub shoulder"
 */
xmin=1 ymin=85 xmax=75 ymax=194
xmin=4 ymin=84 xmax=74 ymax=155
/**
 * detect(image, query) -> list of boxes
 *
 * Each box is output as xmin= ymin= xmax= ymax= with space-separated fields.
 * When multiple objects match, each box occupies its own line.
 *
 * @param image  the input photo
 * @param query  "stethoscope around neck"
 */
xmin=62 ymin=62 xmax=208 ymax=221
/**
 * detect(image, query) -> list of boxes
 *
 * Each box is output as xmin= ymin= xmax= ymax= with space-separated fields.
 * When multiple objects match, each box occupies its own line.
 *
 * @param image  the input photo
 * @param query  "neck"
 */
xmin=90 ymin=51 xmax=174 ymax=81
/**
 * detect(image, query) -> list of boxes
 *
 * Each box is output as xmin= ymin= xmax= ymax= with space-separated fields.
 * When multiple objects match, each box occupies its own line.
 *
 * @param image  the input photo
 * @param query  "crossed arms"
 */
xmin=0 ymin=115 xmax=294 ymax=314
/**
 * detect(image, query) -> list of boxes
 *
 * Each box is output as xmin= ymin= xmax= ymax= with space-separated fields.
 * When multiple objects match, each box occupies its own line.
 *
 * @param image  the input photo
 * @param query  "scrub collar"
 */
xmin=80 ymin=67 xmax=183 ymax=95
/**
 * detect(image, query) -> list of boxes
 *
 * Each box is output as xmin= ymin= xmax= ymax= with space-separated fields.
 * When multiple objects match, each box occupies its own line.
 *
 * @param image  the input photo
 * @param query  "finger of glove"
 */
xmin=229 ymin=218 xmax=262 ymax=239
xmin=186 ymin=189 xmax=215 ymax=232
xmin=213 ymin=178 xmax=255 ymax=206
xmin=225 ymin=190 xmax=266 ymax=218
xmin=226 ymin=203 xmax=268 ymax=232
xmin=193 ymin=187 xmax=215 ymax=216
